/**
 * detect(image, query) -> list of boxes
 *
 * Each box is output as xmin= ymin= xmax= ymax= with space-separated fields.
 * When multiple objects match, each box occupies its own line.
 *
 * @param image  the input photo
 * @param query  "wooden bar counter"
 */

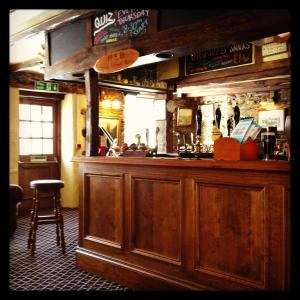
xmin=73 ymin=156 xmax=290 ymax=290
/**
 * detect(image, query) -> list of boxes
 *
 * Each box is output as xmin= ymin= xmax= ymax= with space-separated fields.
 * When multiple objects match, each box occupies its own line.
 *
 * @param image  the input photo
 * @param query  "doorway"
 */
xmin=18 ymin=90 xmax=64 ymax=213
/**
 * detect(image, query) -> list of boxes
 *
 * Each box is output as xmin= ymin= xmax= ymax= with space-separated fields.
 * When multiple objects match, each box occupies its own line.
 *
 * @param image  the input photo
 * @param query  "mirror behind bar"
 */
xmin=100 ymin=126 xmax=114 ymax=146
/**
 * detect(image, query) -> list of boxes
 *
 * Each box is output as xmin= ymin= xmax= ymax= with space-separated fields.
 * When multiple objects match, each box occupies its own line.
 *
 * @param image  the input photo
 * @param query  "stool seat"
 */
xmin=30 ymin=179 xmax=64 ymax=190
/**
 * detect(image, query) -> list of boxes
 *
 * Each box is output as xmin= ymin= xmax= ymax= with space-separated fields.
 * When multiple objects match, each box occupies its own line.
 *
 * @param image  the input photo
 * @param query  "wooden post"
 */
xmin=85 ymin=69 xmax=99 ymax=156
xmin=166 ymin=91 xmax=174 ymax=153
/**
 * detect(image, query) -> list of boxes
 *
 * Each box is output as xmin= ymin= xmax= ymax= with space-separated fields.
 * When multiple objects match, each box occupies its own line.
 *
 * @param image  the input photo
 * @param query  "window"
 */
xmin=124 ymin=93 xmax=166 ymax=149
xmin=19 ymin=91 xmax=62 ymax=162
xmin=19 ymin=103 xmax=54 ymax=155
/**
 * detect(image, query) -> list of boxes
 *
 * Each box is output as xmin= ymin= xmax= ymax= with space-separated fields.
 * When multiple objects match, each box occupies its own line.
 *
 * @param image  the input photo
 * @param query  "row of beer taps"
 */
xmin=176 ymin=104 xmax=240 ymax=153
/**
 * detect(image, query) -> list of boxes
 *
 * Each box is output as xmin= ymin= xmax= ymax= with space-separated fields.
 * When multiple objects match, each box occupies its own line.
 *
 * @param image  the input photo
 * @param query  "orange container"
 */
xmin=214 ymin=137 xmax=258 ymax=161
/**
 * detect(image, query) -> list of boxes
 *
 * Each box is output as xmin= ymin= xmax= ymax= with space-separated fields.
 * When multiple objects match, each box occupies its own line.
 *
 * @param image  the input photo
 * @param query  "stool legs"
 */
xmin=53 ymin=192 xmax=61 ymax=246
xmin=28 ymin=189 xmax=38 ymax=255
xmin=55 ymin=190 xmax=66 ymax=253
xmin=28 ymin=188 xmax=66 ymax=256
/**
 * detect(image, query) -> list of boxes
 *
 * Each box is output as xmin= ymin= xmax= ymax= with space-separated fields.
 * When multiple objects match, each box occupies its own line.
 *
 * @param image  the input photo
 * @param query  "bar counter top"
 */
xmin=72 ymin=155 xmax=290 ymax=173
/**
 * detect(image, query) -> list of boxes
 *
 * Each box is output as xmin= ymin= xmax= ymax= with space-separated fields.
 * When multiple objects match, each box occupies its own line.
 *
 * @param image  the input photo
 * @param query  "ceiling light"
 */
xmin=155 ymin=52 xmax=174 ymax=59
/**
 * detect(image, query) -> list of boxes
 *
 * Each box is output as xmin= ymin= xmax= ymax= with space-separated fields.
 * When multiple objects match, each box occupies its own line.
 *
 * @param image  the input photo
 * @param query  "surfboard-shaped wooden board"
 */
xmin=94 ymin=48 xmax=139 ymax=74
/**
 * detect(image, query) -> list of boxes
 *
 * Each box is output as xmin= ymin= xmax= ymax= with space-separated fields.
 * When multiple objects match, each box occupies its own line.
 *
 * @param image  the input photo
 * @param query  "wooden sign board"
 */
xmin=94 ymin=48 xmax=139 ymax=74
xmin=93 ymin=9 xmax=150 ymax=45
xmin=185 ymin=42 xmax=254 ymax=76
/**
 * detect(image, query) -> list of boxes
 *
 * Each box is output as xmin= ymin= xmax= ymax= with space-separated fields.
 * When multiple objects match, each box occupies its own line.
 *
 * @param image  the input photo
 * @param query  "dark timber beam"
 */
xmin=84 ymin=69 xmax=99 ymax=156
xmin=44 ymin=9 xmax=290 ymax=80
xmin=10 ymin=57 xmax=43 ymax=72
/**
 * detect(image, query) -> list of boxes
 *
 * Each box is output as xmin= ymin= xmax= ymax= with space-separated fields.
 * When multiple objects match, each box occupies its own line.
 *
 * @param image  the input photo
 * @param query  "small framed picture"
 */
xmin=177 ymin=108 xmax=193 ymax=126
xmin=258 ymin=109 xmax=285 ymax=131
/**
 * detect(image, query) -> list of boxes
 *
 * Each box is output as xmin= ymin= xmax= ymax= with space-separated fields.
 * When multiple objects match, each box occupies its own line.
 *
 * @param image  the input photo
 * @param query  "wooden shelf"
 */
xmin=98 ymin=80 xmax=173 ymax=94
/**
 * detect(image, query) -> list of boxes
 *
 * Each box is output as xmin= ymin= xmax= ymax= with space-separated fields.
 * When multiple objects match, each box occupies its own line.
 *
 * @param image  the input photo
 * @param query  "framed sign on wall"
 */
xmin=258 ymin=109 xmax=285 ymax=131
xmin=93 ymin=9 xmax=150 ymax=45
xmin=185 ymin=42 xmax=254 ymax=76
xmin=177 ymin=108 xmax=193 ymax=126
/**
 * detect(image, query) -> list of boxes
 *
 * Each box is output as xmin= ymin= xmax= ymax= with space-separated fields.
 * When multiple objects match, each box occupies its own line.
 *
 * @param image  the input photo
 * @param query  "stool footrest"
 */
xmin=38 ymin=214 xmax=56 ymax=219
xmin=37 ymin=219 xmax=59 ymax=225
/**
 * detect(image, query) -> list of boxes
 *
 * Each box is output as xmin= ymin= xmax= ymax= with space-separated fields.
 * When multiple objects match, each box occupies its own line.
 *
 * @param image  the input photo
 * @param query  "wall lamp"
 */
xmin=101 ymin=99 xmax=121 ymax=110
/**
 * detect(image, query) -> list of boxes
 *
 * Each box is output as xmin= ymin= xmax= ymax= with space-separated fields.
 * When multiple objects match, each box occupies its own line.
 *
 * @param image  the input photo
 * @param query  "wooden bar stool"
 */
xmin=28 ymin=179 xmax=65 ymax=256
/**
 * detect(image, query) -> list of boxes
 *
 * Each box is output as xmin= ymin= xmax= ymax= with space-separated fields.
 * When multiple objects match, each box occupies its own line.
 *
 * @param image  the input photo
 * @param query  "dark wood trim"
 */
xmin=19 ymin=89 xmax=65 ymax=101
xmin=19 ymin=94 xmax=61 ymax=163
xmin=147 ymin=10 xmax=158 ymax=34
xmin=86 ymin=16 xmax=93 ymax=48
xmin=10 ymin=71 xmax=86 ymax=94
xmin=178 ymin=58 xmax=291 ymax=87
xmin=84 ymin=69 xmax=99 ymax=156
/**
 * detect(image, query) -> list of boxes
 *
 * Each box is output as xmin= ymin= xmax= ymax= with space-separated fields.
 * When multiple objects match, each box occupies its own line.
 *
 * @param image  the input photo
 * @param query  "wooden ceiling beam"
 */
xmin=10 ymin=57 xmax=43 ymax=72
xmin=177 ymin=59 xmax=291 ymax=89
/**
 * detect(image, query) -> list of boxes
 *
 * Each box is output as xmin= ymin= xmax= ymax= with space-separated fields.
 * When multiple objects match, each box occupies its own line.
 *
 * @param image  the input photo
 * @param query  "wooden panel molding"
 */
xmin=194 ymin=182 xmax=266 ymax=289
xmin=129 ymin=176 xmax=182 ymax=265
xmin=84 ymin=173 xmax=124 ymax=249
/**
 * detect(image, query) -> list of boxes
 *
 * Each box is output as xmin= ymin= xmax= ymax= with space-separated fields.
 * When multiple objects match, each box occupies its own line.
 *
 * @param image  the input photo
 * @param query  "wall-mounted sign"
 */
xmin=93 ymin=9 xmax=150 ymax=45
xmin=185 ymin=42 xmax=254 ymax=76
xmin=262 ymin=42 xmax=287 ymax=57
xmin=94 ymin=48 xmax=139 ymax=74
xmin=35 ymin=81 xmax=59 ymax=92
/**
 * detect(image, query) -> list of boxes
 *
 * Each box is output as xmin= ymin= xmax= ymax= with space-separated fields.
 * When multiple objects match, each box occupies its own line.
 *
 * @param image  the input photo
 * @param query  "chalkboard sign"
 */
xmin=185 ymin=42 xmax=253 ymax=76
xmin=93 ymin=9 xmax=150 ymax=45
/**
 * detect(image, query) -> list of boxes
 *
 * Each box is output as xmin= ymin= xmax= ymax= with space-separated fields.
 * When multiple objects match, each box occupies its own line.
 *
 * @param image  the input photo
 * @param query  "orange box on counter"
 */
xmin=214 ymin=137 xmax=258 ymax=161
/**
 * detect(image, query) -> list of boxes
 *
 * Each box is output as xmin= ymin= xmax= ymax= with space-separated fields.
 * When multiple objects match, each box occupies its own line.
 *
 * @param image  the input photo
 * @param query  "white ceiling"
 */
xmin=9 ymin=9 xmax=67 ymax=73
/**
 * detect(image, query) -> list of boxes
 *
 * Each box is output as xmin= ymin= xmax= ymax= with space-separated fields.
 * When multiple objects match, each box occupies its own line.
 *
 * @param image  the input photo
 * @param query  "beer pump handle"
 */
xmin=216 ymin=107 xmax=221 ymax=129
xmin=196 ymin=106 xmax=202 ymax=136
xmin=234 ymin=105 xmax=240 ymax=126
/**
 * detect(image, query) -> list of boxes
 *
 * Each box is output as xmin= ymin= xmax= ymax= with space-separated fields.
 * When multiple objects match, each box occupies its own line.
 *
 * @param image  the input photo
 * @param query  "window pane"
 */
xmin=19 ymin=104 xmax=30 ymax=120
xmin=31 ymin=139 xmax=42 ymax=154
xmin=42 ymin=122 xmax=53 ymax=138
xmin=31 ymin=122 xmax=42 ymax=137
xmin=19 ymin=121 xmax=31 ymax=137
xmin=154 ymin=100 xmax=166 ymax=120
xmin=31 ymin=105 xmax=42 ymax=121
xmin=20 ymin=138 xmax=31 ymax=155
xmin=43 ymin=139 xmax=53 ymax=154
xmin=42 ymin=106 xmax=53 ymax=121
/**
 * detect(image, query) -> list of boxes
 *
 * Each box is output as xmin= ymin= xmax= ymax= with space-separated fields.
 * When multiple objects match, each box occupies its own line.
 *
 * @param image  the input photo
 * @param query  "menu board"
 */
xmin=93 ymin=9 xmax=150 ymax=45
xmin=185 ymin=42 xmax=253 ymax=76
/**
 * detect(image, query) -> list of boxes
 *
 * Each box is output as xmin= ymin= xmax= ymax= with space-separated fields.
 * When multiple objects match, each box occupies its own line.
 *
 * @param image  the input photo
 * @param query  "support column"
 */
xmin=84 ymin=69 xmax=99 ymax=156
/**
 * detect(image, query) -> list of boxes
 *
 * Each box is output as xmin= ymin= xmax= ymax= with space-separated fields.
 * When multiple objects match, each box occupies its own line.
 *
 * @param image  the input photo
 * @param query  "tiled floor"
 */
xmin=9 ymin=208 xmax=128 ymax=291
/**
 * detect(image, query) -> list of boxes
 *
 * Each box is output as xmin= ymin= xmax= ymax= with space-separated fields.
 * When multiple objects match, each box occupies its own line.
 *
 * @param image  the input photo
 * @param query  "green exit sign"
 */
xmin=35 ymin=81 xmax=59 ymax=92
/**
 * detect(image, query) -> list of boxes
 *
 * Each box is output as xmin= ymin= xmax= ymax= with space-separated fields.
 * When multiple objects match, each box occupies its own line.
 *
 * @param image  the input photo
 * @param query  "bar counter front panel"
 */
xmin=73 ymin=157 xmax=290 ymax=290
